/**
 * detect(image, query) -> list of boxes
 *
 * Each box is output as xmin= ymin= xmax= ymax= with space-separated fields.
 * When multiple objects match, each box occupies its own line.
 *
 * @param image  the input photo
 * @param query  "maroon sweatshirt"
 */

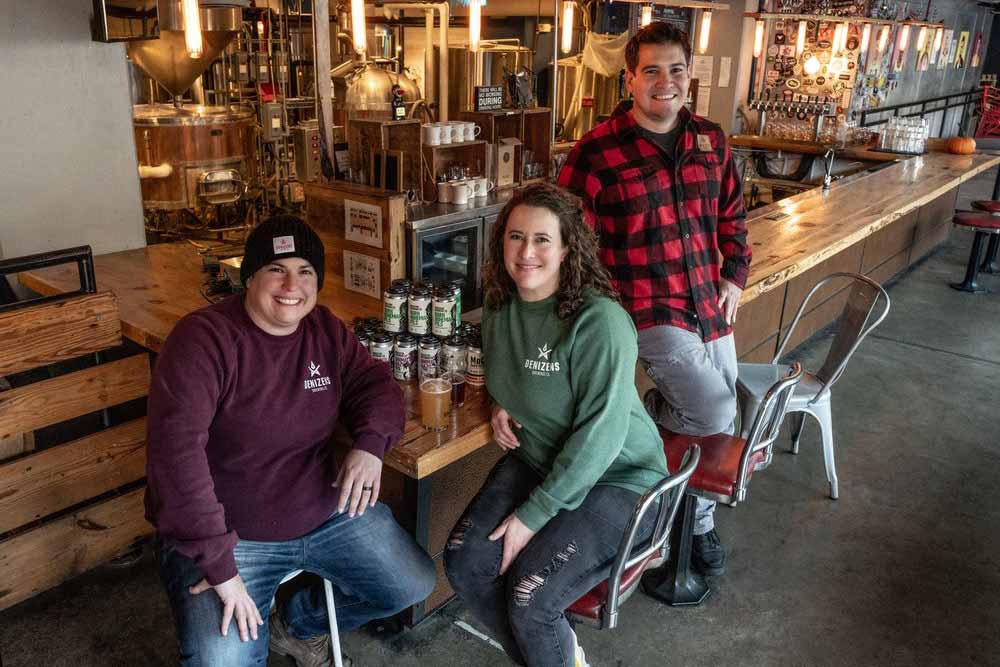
xmin=144 ymin=295 xmax=404 ymax=585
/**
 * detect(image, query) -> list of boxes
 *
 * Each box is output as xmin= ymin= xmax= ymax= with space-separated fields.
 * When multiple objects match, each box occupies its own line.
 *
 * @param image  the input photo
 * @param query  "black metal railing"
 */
xmin=858 ymin=88 xmax=980 ymax=137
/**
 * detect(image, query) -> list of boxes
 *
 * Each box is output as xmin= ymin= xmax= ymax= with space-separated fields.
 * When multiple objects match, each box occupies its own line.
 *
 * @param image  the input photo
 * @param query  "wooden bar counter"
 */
xmin=20 ymin=149 xmax=1000 ymax=466
xmin=731 ymin=149 xmax=1000 ymax=362
xmin=18 ymin=149 xmax=1000 ymax=620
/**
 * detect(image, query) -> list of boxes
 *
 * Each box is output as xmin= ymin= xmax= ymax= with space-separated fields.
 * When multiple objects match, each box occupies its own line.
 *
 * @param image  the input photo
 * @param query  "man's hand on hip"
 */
xmin=718 ymin=278 xmax=743 ymax=325
xmin=334 ymin=449 xmax=383 ymax=517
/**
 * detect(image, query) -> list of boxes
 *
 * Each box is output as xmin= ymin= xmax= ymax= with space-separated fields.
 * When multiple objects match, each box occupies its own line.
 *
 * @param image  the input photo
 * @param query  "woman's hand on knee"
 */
xmin=189 ymin=574 xmax=263 ymax=642
xmin=491 ymin=405 xmax=522 ymax=451
xmin=488 ymin=513 xmax=536 ymax=575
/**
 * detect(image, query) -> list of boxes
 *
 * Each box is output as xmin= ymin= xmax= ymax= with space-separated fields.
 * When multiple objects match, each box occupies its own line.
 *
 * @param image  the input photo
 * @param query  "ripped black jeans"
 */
xmin=444 ymin=454 xmax=653 ymax=667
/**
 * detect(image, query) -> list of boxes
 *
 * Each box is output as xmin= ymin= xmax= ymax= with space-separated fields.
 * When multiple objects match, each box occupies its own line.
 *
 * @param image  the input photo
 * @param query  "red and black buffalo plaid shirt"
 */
xmin=557 ymin=102 xmax=750 ymax=343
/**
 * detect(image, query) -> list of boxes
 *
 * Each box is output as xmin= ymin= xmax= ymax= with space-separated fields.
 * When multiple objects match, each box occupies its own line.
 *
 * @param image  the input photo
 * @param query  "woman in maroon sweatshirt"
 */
xmin=145 ymin=215 xmax=435 ymax=666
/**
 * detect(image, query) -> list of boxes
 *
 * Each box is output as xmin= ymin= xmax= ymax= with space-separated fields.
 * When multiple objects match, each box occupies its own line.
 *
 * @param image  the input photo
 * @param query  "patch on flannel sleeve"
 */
xmin=697 ymin=134 xmax=713 ymax=152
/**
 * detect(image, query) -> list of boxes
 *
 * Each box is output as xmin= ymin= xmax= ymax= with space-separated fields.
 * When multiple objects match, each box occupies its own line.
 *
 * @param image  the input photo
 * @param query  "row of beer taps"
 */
xmin=748 ymin=92 xmax=835 ymax=117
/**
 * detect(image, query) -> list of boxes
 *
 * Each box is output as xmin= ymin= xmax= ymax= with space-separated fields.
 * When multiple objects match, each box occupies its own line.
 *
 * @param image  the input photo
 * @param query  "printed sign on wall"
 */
xmin=971 ymin=32 xmax=983 ymax=68
xmin=955 ymin=31 xmax=970 ymax=69
xmin=938 ymin=30 xmax=954 ymax=70
xmin=343 ymin=250 xmax=380 ymax=298
xmin=344 ymin=199 xmax=383 ymax=249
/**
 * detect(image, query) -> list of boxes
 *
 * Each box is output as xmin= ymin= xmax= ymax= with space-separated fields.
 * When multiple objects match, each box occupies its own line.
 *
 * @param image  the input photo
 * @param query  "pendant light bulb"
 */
xmin=838 ymin=23 xmax=849 ymax=52
xmin=182 ymin=0 xmax=203 ymax=59
xmin=351 ymin=0 xmax=367 ymax=54
xmin=641 ymin=4 xmax=653 ymax=27
xmin=561 ymin=1 xmax=574 ymax=54
xmin=898 ymin=24 xmax=910 ymax=52
xmin=698 ymin=10 xmax=711 ymax=54
xmin=933 ymin=27 xmax=943 ymax=52
xmin=804 ymin=54 xmax=821 ymax=76
xmin=796 ymin=21 xmax=807 ymax=56
xmin=916 ymin=26 xmax=927 ymax=51
xmin=753 ymin=19 xmax=765 ymax=58
xmin=877 ymin=24 xmax=891 ymax=53
xmin=470 ymin=0 xmax=481 ymax=52
xmin=860 ymin=23 xmax=871 ymax=53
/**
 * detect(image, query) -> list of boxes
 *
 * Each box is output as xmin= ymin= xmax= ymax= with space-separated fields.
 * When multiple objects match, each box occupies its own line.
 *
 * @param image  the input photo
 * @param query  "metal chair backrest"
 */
xmin=736 ymin=362 xmax=803 ymax=501
xmin=602 ymin=444 xmax=700 ymax=629
xmin=773 ymin=273 xmax=890 ymax=402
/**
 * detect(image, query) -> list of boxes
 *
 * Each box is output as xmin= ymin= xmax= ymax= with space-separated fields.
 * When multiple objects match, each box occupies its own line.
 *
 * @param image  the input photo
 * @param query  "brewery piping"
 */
xmin=379 ymin=1 xmax=449 ymax=121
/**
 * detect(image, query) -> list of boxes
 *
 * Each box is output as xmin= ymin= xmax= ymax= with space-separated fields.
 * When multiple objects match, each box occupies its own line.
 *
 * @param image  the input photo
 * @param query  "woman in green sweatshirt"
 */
xmin=444 ymin=184 xmax=669 ymax=667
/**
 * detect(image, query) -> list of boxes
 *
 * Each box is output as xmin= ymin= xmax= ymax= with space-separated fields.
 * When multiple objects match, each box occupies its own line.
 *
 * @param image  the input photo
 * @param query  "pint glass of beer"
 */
xmin=419 ymin=378 xmax=451 ymax=430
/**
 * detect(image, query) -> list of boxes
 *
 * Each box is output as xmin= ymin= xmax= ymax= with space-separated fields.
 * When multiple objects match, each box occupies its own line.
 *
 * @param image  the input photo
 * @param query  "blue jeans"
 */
xmin=444 ymin=455 xmax=653 ymax=667
xmin=158 ymin=503 xmax=436 ymax=666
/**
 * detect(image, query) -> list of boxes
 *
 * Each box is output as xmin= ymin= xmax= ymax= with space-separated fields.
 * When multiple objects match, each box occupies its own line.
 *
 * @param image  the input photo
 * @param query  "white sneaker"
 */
xmin=571 ymin=629 xmax=591 ymax=667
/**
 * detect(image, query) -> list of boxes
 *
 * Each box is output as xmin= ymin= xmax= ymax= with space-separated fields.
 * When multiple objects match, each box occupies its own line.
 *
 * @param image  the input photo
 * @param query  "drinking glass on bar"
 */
xmin=419 ymin=378 xmax=451 ymax=431
xmin=448 ymin=370 xmax=466 ymax=408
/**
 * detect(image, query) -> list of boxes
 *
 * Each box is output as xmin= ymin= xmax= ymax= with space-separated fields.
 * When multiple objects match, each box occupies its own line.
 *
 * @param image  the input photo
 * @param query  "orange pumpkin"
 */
xmin=946 ymin=137 xmax=977 ymax=154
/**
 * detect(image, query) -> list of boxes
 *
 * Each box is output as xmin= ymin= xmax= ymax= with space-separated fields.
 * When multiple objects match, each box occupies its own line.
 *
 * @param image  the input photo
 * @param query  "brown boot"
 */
xmin=269 ymin=610 xmax=351 ymax=667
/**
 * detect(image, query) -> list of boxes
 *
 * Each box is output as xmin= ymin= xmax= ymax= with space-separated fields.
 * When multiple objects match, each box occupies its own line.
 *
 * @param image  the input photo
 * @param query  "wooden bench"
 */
xmin=0 ymin=289 xmax=153 ymax=613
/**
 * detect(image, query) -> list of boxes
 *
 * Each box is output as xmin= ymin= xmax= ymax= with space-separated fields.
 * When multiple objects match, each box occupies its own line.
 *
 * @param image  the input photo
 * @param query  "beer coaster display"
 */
xmin=759 ymin=19 xmax=862 ymax=109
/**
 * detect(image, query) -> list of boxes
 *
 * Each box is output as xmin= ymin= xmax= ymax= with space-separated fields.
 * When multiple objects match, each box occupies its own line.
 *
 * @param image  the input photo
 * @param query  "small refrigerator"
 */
xmin=408 ymin=217 xmax=484 ymax=310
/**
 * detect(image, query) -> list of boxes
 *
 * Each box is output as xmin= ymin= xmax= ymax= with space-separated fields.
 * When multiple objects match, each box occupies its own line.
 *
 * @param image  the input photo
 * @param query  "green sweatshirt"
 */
xmin=483 ymin=291 xmax=669 ymax=532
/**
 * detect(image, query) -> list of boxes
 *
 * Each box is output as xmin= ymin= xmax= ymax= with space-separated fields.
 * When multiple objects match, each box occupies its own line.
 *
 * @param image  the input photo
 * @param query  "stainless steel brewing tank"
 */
xmin=132 ymin=103 xmax=256 ymax=210
xmin=436 ymin=44 xmax=534 ymax=113
xmin=342 ymin=62 xmax=421 ymax=120
xmin=555 ymin=57 xmax=622 ymax=141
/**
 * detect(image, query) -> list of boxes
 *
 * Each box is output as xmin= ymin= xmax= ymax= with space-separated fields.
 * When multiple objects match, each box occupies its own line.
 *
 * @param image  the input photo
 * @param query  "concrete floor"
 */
xmin=3 ymin=169 xmax=999 ymax=667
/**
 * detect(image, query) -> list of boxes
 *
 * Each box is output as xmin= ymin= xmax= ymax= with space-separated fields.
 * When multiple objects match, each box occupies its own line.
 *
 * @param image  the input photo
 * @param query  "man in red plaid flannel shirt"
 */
xmin=558 ymin=22 xmax=751 ymax=577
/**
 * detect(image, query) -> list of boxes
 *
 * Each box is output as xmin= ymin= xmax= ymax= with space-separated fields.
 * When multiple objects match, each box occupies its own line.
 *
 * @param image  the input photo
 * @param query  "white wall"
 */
xmin=0 ymin=0 xmax=145 ymax=259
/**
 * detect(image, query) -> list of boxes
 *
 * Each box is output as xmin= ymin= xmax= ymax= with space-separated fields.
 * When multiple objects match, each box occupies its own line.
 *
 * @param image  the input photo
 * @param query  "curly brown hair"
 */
xmin=483 ymin=183 xmax=618 ymax=319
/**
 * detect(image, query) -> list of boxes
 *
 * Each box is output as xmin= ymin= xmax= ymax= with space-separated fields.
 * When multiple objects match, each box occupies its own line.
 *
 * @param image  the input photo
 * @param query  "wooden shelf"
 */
xmin=522 ymin=108 xmax=553 ymax=182
xmin=422 ymin=141 xmax=490 ymax=202
xmin=424 ymin=139 xmax=488 ymax=151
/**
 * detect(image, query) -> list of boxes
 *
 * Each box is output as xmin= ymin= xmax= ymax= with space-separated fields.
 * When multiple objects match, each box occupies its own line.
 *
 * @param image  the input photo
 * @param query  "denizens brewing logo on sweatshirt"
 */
xmin=304 ymin=360 xmax=331 ymax=392
xmin=524 ymin=342 xmax=561 ymax=376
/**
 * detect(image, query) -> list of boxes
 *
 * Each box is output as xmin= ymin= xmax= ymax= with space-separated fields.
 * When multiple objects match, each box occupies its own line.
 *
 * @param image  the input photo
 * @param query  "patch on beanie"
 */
xmin=273 ymin=235 xmax=295 ymax=254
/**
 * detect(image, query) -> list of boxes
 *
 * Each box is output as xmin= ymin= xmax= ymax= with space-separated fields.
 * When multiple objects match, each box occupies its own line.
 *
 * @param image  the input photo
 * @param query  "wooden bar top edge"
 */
xmin=740 ymin=151 xmax=1000 ymax=305
xmin=730 ymin=134 xmax=903 ymax=162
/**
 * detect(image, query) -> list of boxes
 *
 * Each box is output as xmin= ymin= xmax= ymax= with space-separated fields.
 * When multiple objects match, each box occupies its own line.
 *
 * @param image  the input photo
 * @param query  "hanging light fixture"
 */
xmin=930 ymin=26 xmax=944 ymax=63
xmin=796 ymin=20 xmax=807 ymax=56
xmin=804 ymin=54 xmax=821 ymax=75
xmin=561 ymin=1 xmax=574 ymax=53
xmin=351 ymin=0 xmax=367 ymax=54
xmin=898 ymin=24 xmax=911 ymax=51
xmin=641 ymin=4 xmax=653 ymax=27
xmin=470 ymin=0 xmax=481 ymax=52
xmin=916 ymin=26 xmax=927 ymax=51
xmin=698 ymin=10 xmax=712 ymax=54
xmin=836 ymin=23 xmax=849 ymax=52
xmin=860 ymin=23 xmax=871 ymax=53
xmin=753 ymin=19 xmax=766 ymax=58
xmin=877 ymin=24 xmax=891 ymax=53
xmin=181 ymin=0 xmax=203 ymax=59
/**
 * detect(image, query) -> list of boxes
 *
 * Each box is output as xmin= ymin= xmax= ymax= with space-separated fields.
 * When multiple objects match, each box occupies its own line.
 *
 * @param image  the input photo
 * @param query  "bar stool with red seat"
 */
xmin=950 ymin=212 xmax=1000 ymax=292
xmin=970 ymin=200 xmax=1000 ymax=273
xmin=564 ymin=444 xmax=700 ymax=630
xmin=639 ymin=363 xmax=803 ymax=606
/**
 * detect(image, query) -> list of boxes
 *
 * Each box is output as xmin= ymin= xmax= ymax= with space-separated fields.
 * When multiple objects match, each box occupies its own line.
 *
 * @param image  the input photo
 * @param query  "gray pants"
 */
xmin=638 ymin=325 xmax=738 ymax=535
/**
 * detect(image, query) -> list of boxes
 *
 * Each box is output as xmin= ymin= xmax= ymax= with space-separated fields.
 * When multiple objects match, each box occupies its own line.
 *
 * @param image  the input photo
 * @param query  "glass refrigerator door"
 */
xmin=411 ymin=218 xmax=483 ymax=309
